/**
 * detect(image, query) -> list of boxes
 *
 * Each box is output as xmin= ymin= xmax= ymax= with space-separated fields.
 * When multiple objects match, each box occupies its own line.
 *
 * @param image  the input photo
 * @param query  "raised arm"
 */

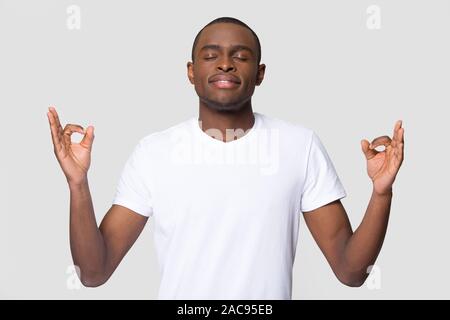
xmin=303 ymin=120 xmax=404 ymax=287
xmin=47 ymin=107 xmax=148 ymax=287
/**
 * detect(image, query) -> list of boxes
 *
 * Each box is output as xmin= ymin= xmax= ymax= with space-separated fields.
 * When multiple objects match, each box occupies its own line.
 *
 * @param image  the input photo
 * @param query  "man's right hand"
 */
xmin=47 ymin=106 xmax=95 ymax=185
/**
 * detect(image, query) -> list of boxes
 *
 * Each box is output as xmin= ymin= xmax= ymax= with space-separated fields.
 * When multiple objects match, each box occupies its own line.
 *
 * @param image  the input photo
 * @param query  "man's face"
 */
xmin=187 ymin=23 xmax=265 ymax=112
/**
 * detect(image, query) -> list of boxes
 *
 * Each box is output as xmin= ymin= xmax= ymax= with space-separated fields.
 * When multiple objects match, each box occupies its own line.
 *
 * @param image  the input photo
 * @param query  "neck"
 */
xmin=198 ymin=100 xmax=255 ymax=142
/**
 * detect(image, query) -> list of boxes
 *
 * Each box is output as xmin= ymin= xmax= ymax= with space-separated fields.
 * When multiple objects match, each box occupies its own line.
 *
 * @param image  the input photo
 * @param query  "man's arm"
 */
xmin=303 ymin=120 xmax=404 ymax=287
xmin=69 ymin=179 xmax=148 ymax=287
xmin=303 ymin=189 xmax=392 ymax=287
xmin=47 ymin=106 xmax=147 ymax=287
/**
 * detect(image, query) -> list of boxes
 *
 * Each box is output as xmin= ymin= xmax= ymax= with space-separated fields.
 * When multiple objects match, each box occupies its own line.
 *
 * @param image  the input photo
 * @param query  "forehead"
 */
xmin=196 ymin=23 xmax=257 ymax=50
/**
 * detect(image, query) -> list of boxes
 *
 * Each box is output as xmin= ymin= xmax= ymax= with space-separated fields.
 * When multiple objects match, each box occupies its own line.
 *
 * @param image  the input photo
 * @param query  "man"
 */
xmin=47 ymin=17 xmax=405 ymax=299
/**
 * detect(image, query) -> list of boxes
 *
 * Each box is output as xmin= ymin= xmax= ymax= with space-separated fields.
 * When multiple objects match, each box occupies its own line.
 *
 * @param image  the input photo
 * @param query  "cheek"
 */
xmin=191 ymin=73 xmax=204 ymax=91
xmin=243 ymin=72 xmax=257 ymax=89
xmin=244 ymin=67 xmax=258 ymax=83
xmin=193 ymin=69 xmax=208 ymax=86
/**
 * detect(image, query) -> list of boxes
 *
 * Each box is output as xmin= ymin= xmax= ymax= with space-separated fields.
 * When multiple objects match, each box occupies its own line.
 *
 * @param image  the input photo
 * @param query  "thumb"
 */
xmin=80 ymin=125 xmax=95 ymax=149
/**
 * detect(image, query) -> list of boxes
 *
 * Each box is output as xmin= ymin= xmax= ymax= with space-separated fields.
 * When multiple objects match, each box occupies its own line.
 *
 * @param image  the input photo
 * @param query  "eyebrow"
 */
xmin=199 ymin=44 xmax=254 ymax=55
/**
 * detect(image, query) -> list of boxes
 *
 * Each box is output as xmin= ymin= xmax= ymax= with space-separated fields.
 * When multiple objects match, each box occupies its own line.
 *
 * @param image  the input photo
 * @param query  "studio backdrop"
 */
xmin=1 ymin=0 xmax=449 ymax=299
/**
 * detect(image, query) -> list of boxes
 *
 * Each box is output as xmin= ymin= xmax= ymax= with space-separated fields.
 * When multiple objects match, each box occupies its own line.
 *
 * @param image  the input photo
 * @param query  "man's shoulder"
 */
xmin=138 ymin=117 xmax=194 ymax=147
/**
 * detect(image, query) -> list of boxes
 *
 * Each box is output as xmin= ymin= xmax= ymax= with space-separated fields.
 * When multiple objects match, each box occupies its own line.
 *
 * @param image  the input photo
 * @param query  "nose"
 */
xmin=217 ymin=56 xmax=236 ymax=72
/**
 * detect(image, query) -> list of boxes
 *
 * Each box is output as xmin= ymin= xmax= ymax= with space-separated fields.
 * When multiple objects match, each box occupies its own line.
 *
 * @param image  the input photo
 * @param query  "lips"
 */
xmin=208 ymin=74 xmax=241 ymax=89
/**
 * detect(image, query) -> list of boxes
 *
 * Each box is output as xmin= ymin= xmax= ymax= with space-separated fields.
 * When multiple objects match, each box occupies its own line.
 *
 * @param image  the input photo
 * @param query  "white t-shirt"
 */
xmin=112 ymin=112 xmax=346 ymax=300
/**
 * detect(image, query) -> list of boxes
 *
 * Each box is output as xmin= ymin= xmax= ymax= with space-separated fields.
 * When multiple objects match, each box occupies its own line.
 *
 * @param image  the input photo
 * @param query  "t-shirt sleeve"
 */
xmin=300 ymin=131 xmax=347 ymax=212
xmin=112 ymin=140 xmax=153 ymax=217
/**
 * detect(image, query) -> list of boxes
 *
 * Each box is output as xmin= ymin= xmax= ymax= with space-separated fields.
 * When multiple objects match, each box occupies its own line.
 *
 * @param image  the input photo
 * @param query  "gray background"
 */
xmin=1 ymin=0 xmax=449 ymax=299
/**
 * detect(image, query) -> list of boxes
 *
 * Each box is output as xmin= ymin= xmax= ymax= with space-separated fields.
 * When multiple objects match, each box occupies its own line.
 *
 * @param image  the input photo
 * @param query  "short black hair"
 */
xmin=191 ymin=17 xmax=261 ymax=64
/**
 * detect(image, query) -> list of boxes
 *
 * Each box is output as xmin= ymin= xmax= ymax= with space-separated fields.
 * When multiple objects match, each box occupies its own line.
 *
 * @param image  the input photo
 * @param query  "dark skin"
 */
xmin=47 ymin=22 xmax=404 ymax=287
xmin=187 ymin=23 xmax=265 ymax=142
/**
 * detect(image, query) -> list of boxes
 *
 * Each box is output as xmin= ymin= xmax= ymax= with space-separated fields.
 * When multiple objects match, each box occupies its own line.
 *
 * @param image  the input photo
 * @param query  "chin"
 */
xmin=201 ymin=96 xmax=248 ymax=112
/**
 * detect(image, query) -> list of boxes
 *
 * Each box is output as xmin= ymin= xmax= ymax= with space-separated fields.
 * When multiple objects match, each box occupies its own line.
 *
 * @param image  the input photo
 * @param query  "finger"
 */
xmin=62 ymin=124 xmax=85 ymax=148
xmin=398 ymin=127 xmax=404 ymax=143
xmin=397 ymin=142 xmax=404 ymax=159
xmin=393 ymin=143 xmax=404 ymax=169
xmin=361 ymin=139 xmax=378 ymax=160
xmin=63 ymin=124 xmax=85 ymax=136
xmin=369 ymin=135 xmax=392 ymax=150
xmin=396 ymin=138 xmax=404 ymax=159
xmin=392 ymin=126 xmax=404 ymax=150
xmin=47 ymin=111 xmax=63 ymax=152
xmin=48 ymin=106 xmax=63 ymax=134
xmin=80 ymin=125 xmax=95 ymax=150
xmin=393 ymin=120 xmax=402 ymax=142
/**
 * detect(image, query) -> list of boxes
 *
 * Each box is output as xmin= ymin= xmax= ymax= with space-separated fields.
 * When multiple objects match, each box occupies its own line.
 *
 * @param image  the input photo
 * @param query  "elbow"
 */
xmin=73 ymin=260 xmax=110 ymax=288
xmin=79 ymin=272 xmax=108 ymax=288
xmin=81 ymin=278 xmax=105 ymax=288
xmin=336 ymin=271 xmax=367 ymax=288
xmin=339 ymin=277 xmax=366 ymax=288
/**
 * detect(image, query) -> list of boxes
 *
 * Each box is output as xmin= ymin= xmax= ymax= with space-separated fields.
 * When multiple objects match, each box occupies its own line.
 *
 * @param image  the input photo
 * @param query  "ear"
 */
xmin=255 ymin=64 xmax=266 ymax=86
xmin=187 ymin=61 xmax=195 ymax=85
